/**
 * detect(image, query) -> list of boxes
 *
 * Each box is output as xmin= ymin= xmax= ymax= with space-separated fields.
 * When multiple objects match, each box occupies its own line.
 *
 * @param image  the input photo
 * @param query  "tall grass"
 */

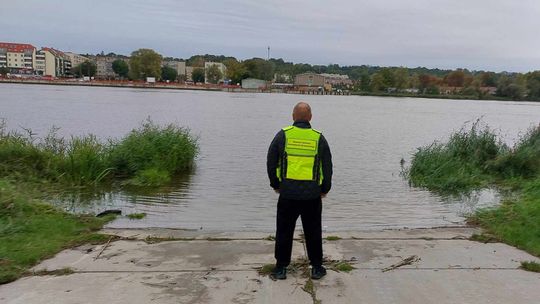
xmin=406 ymin=121 xmax=539 ymax=192
xmin=406 ymin=120 xmax=505 ymax=192
xmin=0 ymin=119 xmax=198 ymax=187
xmin=108 ymin=120 xmax=198 ymax=186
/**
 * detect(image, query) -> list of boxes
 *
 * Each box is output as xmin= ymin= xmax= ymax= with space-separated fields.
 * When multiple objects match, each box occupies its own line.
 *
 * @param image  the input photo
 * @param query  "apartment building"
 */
xmin=40 ymin=47 xmax=71 ymax=77
xmin=0 ymin=42 xmax=36 ymax=74
xmin=93 ymin=56 xmax=128 ymax=79
xmin=65 ymin=52 xmax=89 ymax=68
xmin=163 ymin=60 xmax=186 ymax=78
xmin=320 ymin=73 xmax=353 ymax=86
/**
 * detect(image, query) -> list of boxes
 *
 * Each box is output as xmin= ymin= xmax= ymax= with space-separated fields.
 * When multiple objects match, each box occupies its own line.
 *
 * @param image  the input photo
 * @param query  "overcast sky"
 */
xmin=1 ymin=0 xmax=539 ymax=72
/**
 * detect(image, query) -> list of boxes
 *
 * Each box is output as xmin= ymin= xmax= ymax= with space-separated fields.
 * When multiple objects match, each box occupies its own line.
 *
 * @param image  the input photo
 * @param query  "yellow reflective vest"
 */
xmin=277 ymin=126 xmax=323 ymax=185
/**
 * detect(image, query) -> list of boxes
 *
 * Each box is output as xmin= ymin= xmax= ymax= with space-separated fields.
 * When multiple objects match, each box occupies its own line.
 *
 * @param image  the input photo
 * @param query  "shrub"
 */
xmin=0 ymin=119 xmax=198 ymax=187
xmin=406 ymin=120 xmax=503 ymax=192
xmin=108 ymin=120 xmax=198 ymax=178
xmin=490 ymin=125 xmax=540 ymax=178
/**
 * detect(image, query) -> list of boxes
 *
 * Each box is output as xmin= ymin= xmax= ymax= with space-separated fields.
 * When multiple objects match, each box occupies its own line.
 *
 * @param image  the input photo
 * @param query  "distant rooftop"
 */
xmin=0 ymin=42 xmax=36 ymax=53
xmin=42 ymin=47 xmax=66 ymax=58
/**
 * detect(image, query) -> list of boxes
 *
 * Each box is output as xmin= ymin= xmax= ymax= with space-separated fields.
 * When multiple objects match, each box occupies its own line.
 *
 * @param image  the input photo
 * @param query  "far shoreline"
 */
xmin=1 ymin=78 xmax=538 ymax=103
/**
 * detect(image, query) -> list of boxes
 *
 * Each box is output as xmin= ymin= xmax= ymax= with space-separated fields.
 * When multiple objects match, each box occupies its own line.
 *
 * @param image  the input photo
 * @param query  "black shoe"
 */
xmin=270 ymin=266 xmax=287 ymax=280
xmin=311 ymin=265 xmax=327 ymax=280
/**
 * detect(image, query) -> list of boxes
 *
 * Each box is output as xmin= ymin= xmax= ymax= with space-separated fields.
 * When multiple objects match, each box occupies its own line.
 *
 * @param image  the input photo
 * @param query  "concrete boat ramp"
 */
xmin=1 ymin=227 xmax=539 ymax=304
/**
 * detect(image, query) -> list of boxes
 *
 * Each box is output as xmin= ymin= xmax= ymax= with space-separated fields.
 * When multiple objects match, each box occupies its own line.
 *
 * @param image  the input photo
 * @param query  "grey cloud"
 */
xmin=1 ymin=0 xmax=539 ymax=71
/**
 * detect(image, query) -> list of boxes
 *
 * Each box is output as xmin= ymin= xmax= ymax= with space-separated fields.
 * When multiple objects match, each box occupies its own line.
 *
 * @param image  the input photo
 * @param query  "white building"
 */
xmin=163 ymin=60 xmax=186 ymax=78
xmin=65 ymin=52 xmax=89 ymax=68
xmin=0 ymin=42 xmax=36 ymax=74
xmin=242 ymin=78 xmax=267 ymax=89
xmin=40 ymin=47 xmax=71 ymax=77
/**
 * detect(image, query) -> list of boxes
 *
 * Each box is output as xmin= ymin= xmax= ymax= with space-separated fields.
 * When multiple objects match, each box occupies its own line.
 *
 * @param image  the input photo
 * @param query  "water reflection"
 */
xmin=440 ymin=188 xmax=502 ymax=217
xmin=52 ymin=173 xmax=194 ymax=223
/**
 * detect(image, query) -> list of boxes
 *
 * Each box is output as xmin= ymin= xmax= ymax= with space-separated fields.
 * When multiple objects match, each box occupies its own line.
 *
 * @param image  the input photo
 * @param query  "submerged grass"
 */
xmin=127 ymin=213 xmax=147 ymax=220
xmin=405 ymin=121 xmax=540 ymax=257
xmin=0 ymin=118 xmax=198 ymax=187
xmin=0 ymin=179 xmax=115 ymax=284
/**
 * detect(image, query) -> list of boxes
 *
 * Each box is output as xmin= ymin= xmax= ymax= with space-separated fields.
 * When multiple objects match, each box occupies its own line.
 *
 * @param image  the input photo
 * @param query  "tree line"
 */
xmin=71 ymin=49 xmax=540 ymax=101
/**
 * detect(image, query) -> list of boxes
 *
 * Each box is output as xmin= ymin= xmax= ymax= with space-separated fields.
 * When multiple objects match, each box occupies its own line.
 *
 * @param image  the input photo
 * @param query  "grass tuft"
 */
xmin=469 ymin=233 xmax=499 ymax=244
xmin=127 ymin=213 xmax=147 ymax=220
xmin=258 ymin=264 xmax=274 ymax=275
xmin=32 ymin=267 xmax=75 ymax=276
xmin=520 ymin=261 xmax=540 ymax=273
xmin=325 ymin=235 xmax=342 ymax=241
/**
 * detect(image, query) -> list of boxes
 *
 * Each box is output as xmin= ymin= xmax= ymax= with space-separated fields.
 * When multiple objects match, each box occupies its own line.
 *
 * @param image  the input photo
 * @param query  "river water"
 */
xmin=1 ymin=83 xmax=539 ymax=231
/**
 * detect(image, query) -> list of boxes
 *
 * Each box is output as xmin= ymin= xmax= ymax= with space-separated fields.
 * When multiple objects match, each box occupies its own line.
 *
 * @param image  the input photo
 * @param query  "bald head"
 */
xmin=292 ymin=102 xmax=312 ymax=122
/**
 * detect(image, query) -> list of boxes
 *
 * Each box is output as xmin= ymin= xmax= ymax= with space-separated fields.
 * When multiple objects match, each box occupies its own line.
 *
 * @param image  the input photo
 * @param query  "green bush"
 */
xmin=406 ymin=121 xmax=503 ymax=192
xmin=108 ymin=120 xmax=198 ymax=178
xmin=490 ymin=125 xmax=540 ymax=178
xmin=0 ymin=119 xmax=198 ymax=187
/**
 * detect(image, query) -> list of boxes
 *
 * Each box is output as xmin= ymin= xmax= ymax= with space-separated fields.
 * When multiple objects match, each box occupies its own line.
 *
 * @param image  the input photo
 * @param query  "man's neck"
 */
xmin=293 ymin=121 xmax=311 ymax=128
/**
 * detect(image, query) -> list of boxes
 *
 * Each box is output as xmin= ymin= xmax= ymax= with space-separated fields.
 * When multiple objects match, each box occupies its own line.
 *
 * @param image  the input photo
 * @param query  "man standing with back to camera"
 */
xmin=267 ymin=102 xmax=333 ymax=280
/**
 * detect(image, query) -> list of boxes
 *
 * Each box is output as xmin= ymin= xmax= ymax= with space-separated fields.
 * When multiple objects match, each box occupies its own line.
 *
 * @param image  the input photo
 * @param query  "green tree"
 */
xmin=161 ymin=66 xmax=177 ymax=81
xmin=224 ymin=58 xmax=247 ymax=84
xmin=0 ymin=67 xmax=9 ymax=75
xmin=72 ymin=61 xmax=97 ymax=77
xmin=393 ymin=67 xmax=409 ymax=91
xmin=192 ymin=68 xmax=205 ymax=83
xmin=408 ymin=73 xmax=420 ymax=89
xmin=128 ymin=49 xmax=162 ymax=80
xmin=206 ymin=64 xmax=223 ymax=84
xmin=496 ymin=75 xmax=526 ymax=100
xmin=526 ymin=71 xmax=540 ymax=100
xmin=112 ymin=59 xmax=129 ymax=78
xmin=359 ymin=73 xmax=371 ymax=91
xmin=370 ymin=73 xmax=385 ymax=92
xmin=243 ymin=58 xmax=275 ymax=80
xmin=479 ymin=72 xmax=497 ymax=87
xmin=380 ymin=68 xmax=395 ymax=89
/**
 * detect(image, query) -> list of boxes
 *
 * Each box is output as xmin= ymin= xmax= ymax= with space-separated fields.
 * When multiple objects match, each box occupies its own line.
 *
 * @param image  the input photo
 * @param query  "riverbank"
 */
xmin=0 ymin=180 xmax=116 ymax=284
xmin=3 ymin=78 xmax=539 ymax=102
xmin=0 ymin=227 xmax=539 ymax=303
xmin=405 ymin=122 xmax=540 ymax=257
xmin=0 ymin=121 xmax=199 ymax=284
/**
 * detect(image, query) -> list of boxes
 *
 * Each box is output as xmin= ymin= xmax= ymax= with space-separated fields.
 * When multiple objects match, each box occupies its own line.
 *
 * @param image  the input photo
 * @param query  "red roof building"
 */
xmin=0 ymin=42 xmax=36 ymax=53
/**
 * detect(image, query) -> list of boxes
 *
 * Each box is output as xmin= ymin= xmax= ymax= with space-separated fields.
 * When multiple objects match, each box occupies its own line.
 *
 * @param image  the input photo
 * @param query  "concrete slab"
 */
xmin=0 ymin=271 xmax=312 ymax=304
xmin=34 ymin=240 xmax=304 ymax=272
xmin=326 ymin=239 xmax=535 ymax=269
xmin=1 ymin=228 xmax=539 ymax=304
xmin=315 ymin=269 xmax=540 ymax=304
xmin=100 ymin=227 xmax=480 ymax=241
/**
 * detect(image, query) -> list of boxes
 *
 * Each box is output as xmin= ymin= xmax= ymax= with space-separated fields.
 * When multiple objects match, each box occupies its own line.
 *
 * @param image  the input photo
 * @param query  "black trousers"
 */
xmin=275 ymin=196 xmax=323 ymax=267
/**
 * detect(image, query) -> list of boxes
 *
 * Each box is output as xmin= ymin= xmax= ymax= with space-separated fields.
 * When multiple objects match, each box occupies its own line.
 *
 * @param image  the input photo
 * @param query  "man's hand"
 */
xmin=321 ymin=193 xmax=327 ymax=198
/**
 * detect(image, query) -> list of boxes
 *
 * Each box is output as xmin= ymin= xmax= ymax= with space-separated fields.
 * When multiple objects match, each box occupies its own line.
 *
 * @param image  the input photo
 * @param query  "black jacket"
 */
xmin=267 ymin=121 xmax=333 ymax=200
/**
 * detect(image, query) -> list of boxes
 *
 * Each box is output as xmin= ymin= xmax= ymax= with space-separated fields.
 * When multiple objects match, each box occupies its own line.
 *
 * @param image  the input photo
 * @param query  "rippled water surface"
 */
xmin=2 ymin=84 xmax=539 ymax=231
